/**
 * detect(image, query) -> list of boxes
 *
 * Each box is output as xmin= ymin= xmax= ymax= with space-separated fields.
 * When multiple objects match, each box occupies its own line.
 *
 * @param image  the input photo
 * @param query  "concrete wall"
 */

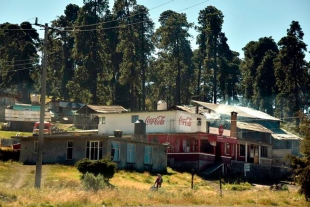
xmin=19 ymin=135 xmax=167 ymax=173
xmin=231 ymin=161 xmax=292 ymax=183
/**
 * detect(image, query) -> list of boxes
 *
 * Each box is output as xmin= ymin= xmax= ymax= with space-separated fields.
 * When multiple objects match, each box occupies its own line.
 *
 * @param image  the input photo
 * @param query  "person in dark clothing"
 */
xmin=154 ymin=174 xmax=163 ymax=188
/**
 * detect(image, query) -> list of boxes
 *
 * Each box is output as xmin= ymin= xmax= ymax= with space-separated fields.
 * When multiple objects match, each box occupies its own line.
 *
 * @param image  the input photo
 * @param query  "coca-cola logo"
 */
xmin=145 ymin=116 xmax=166 ymax=125
xmin=179 ymin=116 xmax=191 ymax=126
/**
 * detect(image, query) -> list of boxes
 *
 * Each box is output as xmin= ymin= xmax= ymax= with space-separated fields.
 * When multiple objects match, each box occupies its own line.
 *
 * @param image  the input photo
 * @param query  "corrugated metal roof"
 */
xmin=272 ymin=130 xmax=302 ymax=140
xmin=192 ymin=101 xmax=279 ymax=121
xmin=174 ymin=105 xmax=207 ymax=114
xmin=86 ymin=105 xmax=128 ymax=113
xmin=237 ymin=122 xmax=273 ymax=133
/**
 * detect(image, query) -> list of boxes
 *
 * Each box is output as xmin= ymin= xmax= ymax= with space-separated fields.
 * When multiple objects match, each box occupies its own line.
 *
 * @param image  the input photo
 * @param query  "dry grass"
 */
xmin=0 ymin=162 xmax=309 ymax=207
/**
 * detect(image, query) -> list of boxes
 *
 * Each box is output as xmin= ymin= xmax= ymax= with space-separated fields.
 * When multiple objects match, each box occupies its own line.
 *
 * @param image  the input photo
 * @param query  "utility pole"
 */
xmin=34 ymin=18 xmax=48 ymax=188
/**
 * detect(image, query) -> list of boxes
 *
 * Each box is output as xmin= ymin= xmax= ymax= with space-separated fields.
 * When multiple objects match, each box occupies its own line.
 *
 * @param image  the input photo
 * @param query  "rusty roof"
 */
xmin=79 ymin=105 xmax=127 ymax=113
xmin=272 ymin=129 xmax=302 ymax=140
xmin=237 ymin=122 xmax=273 ymax=133
xmin=192 ymin=101 xmax=279 ymax=121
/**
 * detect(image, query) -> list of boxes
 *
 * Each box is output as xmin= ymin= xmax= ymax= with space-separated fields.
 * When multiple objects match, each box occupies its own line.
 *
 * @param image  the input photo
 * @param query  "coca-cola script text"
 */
xmin=179 ymin=116 xmax=191 ymax=126
xmin=145 ymin=116 xmax=166 ymax=125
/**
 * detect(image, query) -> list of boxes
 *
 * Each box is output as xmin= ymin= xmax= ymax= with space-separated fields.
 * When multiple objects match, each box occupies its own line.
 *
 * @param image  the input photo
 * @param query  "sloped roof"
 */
xmin=173 ymin=105 xmax=206 ymax=115
xmin=272 ymin=129 xmax=302 ymax=140
xmin=237 ymin=122 xmax=273 ymax=133
xmin=192 ymin=100 xmax=279 ymax=121
xmin=78 ymin=105 xmax=128 ymax=113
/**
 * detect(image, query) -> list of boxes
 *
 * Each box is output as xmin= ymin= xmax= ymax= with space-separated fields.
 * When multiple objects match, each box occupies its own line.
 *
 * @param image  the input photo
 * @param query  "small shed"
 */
xmin=46 ymin=100 xmax=84 ymax=123
xmin=74 ymin=105 xmax=127 ymax=129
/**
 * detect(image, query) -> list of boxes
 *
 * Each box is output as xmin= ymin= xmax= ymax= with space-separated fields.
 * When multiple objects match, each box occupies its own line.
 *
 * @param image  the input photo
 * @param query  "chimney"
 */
xmin=230 ymin=111 xmax=238 ymax=138
xmin=195 ymin=104 xmax=199 ymax=114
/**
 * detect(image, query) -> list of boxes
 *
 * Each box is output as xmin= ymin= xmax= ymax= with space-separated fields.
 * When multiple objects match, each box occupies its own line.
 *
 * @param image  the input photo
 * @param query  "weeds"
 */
xmin=0 ymin=162 xmax=308 ymax=207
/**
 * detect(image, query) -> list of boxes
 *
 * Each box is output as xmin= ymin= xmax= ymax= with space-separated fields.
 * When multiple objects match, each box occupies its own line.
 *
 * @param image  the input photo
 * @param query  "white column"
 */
xmin=259 ymin=144 xmax=261 ymax=164
xmin=245 ymin=143 xmax=248 ymax=163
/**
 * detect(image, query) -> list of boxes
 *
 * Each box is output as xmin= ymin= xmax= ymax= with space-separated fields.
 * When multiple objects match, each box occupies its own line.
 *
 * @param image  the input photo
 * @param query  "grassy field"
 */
xmin=0 ymin=123 xmax=74 ymax=139
xmin=0 ymin=162 xmax=309 ymax=207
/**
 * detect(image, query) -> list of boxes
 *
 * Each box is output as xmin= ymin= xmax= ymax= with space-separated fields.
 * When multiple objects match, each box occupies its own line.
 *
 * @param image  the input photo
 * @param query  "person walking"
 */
xmin=154 ymin=174 xmax=163 ymax=188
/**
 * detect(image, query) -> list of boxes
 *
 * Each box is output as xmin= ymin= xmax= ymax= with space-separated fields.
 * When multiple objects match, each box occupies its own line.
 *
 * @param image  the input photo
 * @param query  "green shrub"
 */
xmin=82 ymin=172 xmax=107 ymax=191
xmin=75 ymin=156 xmax=117 ymax=179
xmin=0 ymin=148 xmax=20 ymax=162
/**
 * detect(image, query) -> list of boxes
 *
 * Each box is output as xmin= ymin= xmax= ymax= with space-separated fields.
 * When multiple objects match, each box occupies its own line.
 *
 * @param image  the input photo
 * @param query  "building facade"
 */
xmin=19 ymin=135 xmax=167 ymax=173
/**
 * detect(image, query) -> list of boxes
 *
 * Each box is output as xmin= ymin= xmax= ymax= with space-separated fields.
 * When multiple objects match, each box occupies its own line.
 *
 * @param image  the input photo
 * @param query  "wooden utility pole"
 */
xmin=34 ymin=19 xmax=48 ymax=188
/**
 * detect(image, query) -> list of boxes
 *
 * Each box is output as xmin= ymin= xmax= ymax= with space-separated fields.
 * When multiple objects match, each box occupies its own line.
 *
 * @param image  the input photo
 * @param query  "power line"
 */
xmin=0 ymin=0 xmax=210 ymax=33
xmin=0 ymin=58 xmax=35 ymax=63
xmin=3 ymin=62 xmax=37 ymax=67
xmin=2 ymin=66 xmax=37 ymax=73
xmin=60 ymin=0 xmax=176 ymax=29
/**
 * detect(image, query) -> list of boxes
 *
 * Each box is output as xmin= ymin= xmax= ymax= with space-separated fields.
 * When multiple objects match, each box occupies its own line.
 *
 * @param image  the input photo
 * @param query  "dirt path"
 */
xmin=11 ymin=164 xmax=35 ymax=188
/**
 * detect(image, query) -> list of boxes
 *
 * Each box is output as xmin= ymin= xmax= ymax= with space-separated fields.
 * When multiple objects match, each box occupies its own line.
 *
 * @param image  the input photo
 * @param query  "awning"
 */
xmin=217 ymin=136 xmax=238 ymax=144
xmin=207 ymin=134 xmax=237 ymax=144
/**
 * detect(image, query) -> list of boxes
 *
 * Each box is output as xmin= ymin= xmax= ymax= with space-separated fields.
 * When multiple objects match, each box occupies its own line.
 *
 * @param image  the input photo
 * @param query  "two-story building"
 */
xmin=97 ymin=100 xmax=301 ymax=181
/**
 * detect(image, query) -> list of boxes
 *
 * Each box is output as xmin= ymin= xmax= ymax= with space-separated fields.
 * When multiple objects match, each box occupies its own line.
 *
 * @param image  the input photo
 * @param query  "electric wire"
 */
xmin=60 ymin=0 xmax=176 ymax=29
xmin=0 ymin=58 xmax=35 ymax=63
xmin=0 ymin=0 xmax=210 ymax=33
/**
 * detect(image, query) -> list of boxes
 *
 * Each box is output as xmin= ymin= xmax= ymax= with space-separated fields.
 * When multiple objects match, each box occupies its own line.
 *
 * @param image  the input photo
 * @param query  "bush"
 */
xmin=82 ymin=172 xmax=107 ymax=191
xmin=0 ymin=148 xmax=20 ymax=162
xmin=75 ymin=156 xmax=117 ymax=179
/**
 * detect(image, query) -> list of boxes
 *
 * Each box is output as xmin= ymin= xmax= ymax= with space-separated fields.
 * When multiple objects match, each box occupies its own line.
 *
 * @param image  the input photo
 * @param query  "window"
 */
xmin=58 ymin=107 xmax=63 ymax=113
xmin=239 ymin=144 xmax=245 ymax=157
xmin=67 ymin=141 xmax=73 ymax=160
xmin=33 ymin=141 xmax=38 ymax=154
xmin=127 ymin=143 xmax=136 ymax=163
xmin=86 ymin=141 xmax=103 ymax=160
xmin=261 ymin=146 xmax=268 ymax=157
xmin=225 ymin=143 xmax=230 ymax=155
xmin=111 ymin=141 xmax=120 ymax=161
xmin=131 ymin=115 xmax=139 ymax=123
xmin=144 ymin=146 xmax=153 ymax=165
xmin=197 ymin=118 xmax=201 ymax=126
xmin=99 ymin=117 xmax=105 ymax=124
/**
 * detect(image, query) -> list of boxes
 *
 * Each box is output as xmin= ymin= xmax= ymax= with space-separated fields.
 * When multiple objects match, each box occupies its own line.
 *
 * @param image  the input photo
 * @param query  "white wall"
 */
xmin=98 ymin=110 xmax=207 ymax=135
xmin=5 ymin=109 xmax=51 ymax=122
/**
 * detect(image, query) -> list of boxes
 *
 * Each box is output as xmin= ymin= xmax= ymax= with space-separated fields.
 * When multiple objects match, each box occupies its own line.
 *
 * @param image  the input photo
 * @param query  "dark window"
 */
xmin=86 ymin=141 xmax=103 ymax=160
xmin=201 ymin=140 xmax=214 ymax=154
xmin=111 ymin=141 xmax=120 ymax=161
xmin=261 ymin=146 xmax=268 ymax=157
xmin=144 ymin=146 xmax=153 ymax=165
xmin=197 ymin=118 xmax=201 ymax=126
xmin=33 ymin=141 xmax=38 ymax=154
xmin=127 ymin=143 xmax=136 ymax=163
xmin=239 ymin=144 xmax=245 ymax=157
xmin=131 ymin=115 xmax=139 ymax=123
xmin=67 ymin=141 xmax=73 ymax=160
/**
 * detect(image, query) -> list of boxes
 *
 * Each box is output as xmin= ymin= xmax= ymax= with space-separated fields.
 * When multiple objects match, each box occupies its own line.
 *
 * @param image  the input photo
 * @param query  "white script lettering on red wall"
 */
xmin=145 ymin=116 xmax=166 ymax=125
xmin=179 ymin=116 xmax=192 ymax=126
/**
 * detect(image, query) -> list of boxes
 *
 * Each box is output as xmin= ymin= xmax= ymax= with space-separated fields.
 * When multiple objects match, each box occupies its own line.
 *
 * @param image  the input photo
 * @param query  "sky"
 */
xmin=1 ymin=0 xmax=310 ymax=61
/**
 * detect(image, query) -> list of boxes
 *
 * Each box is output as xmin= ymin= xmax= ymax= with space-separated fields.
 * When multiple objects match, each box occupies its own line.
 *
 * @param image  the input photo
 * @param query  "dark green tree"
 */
xmin=0 ymin=22 xmax=40 ymax=103
xmin=115 ymin=1 xmax=154 ymax=110
xmin=153 ymin=10 xmax=193 ymax=106
xmin=217 ymin=32 xmax=240 ymax=104
xmin=71 ymin=0 xmax=110 ymax=104
xmin=274 ymin=21 xmax=309 ymax=125
xmin=49 ymin=4 xmax=80 ymax=100
xmin=287 ymin=112 xmax=310 ymax=201
xmin=196 ymin=6 xmax=224 ymax=104
xmin=131 ymin=5 xmax=154 ymax=110
xmin=241 ymin=37 xmax=279 ymax=112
